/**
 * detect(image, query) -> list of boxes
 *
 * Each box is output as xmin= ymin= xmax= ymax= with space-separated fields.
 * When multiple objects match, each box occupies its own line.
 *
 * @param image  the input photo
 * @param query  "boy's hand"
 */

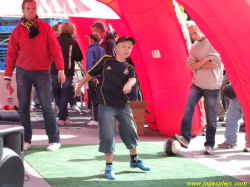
xmin=123 ymin=82 xmax=133 ymax=94
xmin=74 ymin=87 xmax=81 ymax=98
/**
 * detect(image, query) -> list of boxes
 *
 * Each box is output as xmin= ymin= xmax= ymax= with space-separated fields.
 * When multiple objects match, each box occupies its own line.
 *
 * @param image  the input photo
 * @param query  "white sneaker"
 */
xmin=71 ymin=105 xmax=80 ymax=112
xmin=24 ymin=142 xmax=30 ymax=151
xmin=46 ymin=143 xmax=61 ymax=151
xmin=87 ymin=120 xmax=98 ymax=126
xmin=204 ymin=146 xmax=213 ymax=155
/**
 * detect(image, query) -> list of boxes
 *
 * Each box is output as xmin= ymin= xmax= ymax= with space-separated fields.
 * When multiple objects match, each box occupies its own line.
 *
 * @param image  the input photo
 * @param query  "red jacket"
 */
xmin=5 ymin=18 xmax=64 ymax=77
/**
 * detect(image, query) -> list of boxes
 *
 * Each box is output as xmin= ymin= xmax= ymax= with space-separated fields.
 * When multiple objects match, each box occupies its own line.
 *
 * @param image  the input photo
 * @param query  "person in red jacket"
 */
xmin=4 ymin=0 xmax=65 ymax=151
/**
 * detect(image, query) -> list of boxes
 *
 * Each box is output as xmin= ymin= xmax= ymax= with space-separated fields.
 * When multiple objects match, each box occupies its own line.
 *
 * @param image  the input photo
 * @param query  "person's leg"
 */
xmin=224 ymin=98 xmax=243 ymax=145
xmin=244 ymin=131 xmax=249 ymax=151
xmin=180 ymin=84 xmax=203 ymax=142
xmin=118 ymin=106 xmax=138 ymax=149
xmin=221 ymin=73 xmax=230 ymax=110
xmin=51 ymin=74 xmax=61 ymax=109
xmin=16 ymin=67 xmax=33 ymax=144
xmin=68 ymin=85 xmax=77 ymax=107
xmin=118 ymin=106 xmax=150 ymax=171
xmin=57 ymin=76 xmax=73 ymax=121
xmin=217 ymin=91 xmax=225 ymax=121
xmin=33 ymin=87 xmax=39 ymax=105
xmin=87 ymin=89 xmax=92 ymax=110
xmin=98 ymin=104 xmax=117 ymax=153
xmin=33 ymin=70 xmax=60 ymax=144
xmin=88 ymin=79 xmax=98 ymax=121
xmin=98 ymin=104 xmax=117 ymax=179
xmin=203 ymin=89 xmax=220 ymax=148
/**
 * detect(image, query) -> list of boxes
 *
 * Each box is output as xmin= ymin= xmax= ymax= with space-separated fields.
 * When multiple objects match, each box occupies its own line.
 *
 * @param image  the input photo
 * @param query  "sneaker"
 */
xmin=83 ymin=109 xmax=92 ymax=114
xmin=243 ymin=147 xmax=249 ymax=152
xmin=46 ymin=143 xmax=61 ymax=151
xmin=65 ymin=119 xmax=72 ymax=125
xmin=66 ymin=116 xmax=72 ymax=121
xmin=218 ymin=141 xmax=237 ymax=148
xmin=87 ymin=120 xmax=98 ymax=126
xmin=24 ymin=142 xmax=30 ymax=151
xmin=172 ymin=134 xmax=189 ymax=148
xmin=34 ymin=104 xmax=42 ymax=112
xmin=130 ymin=159 xmax=151 ymax=171
xmin=104 ymin=165 xmax=115 ymax=179
xmin=57 ymin=120 xmax=66 ymax=126
xmin=71 ymin=105 xmax=80 ymax=112
xmin=204 ymin=146 xmax=213 ymax=155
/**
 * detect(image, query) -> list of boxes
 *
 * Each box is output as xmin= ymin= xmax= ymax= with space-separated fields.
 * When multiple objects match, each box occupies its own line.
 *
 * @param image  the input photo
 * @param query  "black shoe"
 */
xmin=172 ymin=134 xmax=189 ymax=148
xmin=35 ymin=104 xmax=42 ymax=112
xmin=243 ymin=147 xmax=249 ymax=152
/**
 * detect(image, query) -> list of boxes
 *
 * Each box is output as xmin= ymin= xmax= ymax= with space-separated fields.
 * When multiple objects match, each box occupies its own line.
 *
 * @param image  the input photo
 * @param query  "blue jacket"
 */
xmin=86 ymin=43 xmax=106 ymax=77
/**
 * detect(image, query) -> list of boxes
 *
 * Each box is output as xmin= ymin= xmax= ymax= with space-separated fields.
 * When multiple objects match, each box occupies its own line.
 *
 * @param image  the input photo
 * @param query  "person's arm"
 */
xmin=123 ymin=78 xmax=136 ymax=94
xmin=74 ymin=73 xmax=93 ymax=97
xmin=200 ymin=60 xmax=217 ymax=69
xmin=188 ymin=58 xmax=209 ymax=71
xmin=123 ymin=65 xmax=136 ymax=94
xmin=4 ymin=28 xmax=18 ymax=87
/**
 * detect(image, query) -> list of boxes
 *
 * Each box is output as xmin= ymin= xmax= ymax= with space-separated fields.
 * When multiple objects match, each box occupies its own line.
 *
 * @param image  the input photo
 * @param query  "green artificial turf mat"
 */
xmin=24 ymin=143 xmax=248 ymax=187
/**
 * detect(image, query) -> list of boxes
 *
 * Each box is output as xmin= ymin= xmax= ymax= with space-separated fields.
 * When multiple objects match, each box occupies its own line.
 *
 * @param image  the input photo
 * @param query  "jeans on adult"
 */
xmin=51 ymin=74 xmax=73 ymax=121
xmin=225 ymin=97 xmax=248 ymax=146
xmin=68 ymin=85 xmax=77 ymax=107
xmin=88 ymin=79 xmax=98 ymax=121
xmin=181 ymin=84 xmax=220 ymax=148
xmin=16 ymin=67 xmax=60 ymax=144
xmin=98 ymin=104 xmax=139 ymax=153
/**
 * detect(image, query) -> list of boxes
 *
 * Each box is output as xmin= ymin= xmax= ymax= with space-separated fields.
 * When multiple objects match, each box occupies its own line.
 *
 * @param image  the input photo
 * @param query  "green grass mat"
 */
xmin=24 ymin=143 xmax=247 ymax=187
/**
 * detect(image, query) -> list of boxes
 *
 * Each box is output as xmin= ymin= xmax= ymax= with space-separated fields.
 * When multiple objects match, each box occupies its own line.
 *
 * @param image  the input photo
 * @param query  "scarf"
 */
xmin=22 ymin=15 xmax=40 ymax=39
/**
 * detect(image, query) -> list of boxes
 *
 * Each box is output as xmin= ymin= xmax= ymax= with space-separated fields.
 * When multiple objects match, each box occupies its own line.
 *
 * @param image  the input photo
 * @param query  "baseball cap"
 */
xmin=116 ymin=36 xmax=135 ymax=45
xmin=85 ymin=32 xmax=101 ymax=42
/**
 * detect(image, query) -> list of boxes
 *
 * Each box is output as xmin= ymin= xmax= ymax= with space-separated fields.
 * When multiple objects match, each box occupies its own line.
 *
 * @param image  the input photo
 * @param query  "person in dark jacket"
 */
xmin=51 ymin=22 xmax=83 ymax=126
xmin=91 ymin=21 xmax=116 ymax=56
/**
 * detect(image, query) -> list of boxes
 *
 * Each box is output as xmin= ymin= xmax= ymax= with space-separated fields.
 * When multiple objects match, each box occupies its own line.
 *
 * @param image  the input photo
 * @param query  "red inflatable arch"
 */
xmin=58 ymin=0 xmax=250 ymax=138
xmin=94 ymin=0 xmax=206 ymax=136
xmin=176 ymin=0 xmax=250 ymax=143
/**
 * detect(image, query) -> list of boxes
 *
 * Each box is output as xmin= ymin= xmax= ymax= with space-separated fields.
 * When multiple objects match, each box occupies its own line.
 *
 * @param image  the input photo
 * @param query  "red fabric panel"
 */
xmin=176 ymin=0 xmax=250 ymax=144
xmin=97 ymin=0 xmax=122 ymax=16
xmin=70 ymin=0 xmax=205 ymax=136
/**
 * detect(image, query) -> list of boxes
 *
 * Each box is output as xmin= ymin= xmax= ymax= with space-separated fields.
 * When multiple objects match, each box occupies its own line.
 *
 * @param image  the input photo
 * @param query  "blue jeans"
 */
xmin=181 ymin=84 xmax=220 ymax=148
xmin=16 ymin=67 xmax=60 ymax=144
xmin=98 ymin=104 xmax=139 ymax=153
xmin=51 ymin=75 xmax=73 ymax=120
xmin=225 ymin=97 xmax=248 ymax=147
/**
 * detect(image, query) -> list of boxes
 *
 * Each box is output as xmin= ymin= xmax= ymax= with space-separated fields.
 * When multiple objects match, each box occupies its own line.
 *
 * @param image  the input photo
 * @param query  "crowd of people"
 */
xmin=3 ymin=0 xmax=147 ymax=180
xmin=2 ymin=0 xmax=248 ymax=180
